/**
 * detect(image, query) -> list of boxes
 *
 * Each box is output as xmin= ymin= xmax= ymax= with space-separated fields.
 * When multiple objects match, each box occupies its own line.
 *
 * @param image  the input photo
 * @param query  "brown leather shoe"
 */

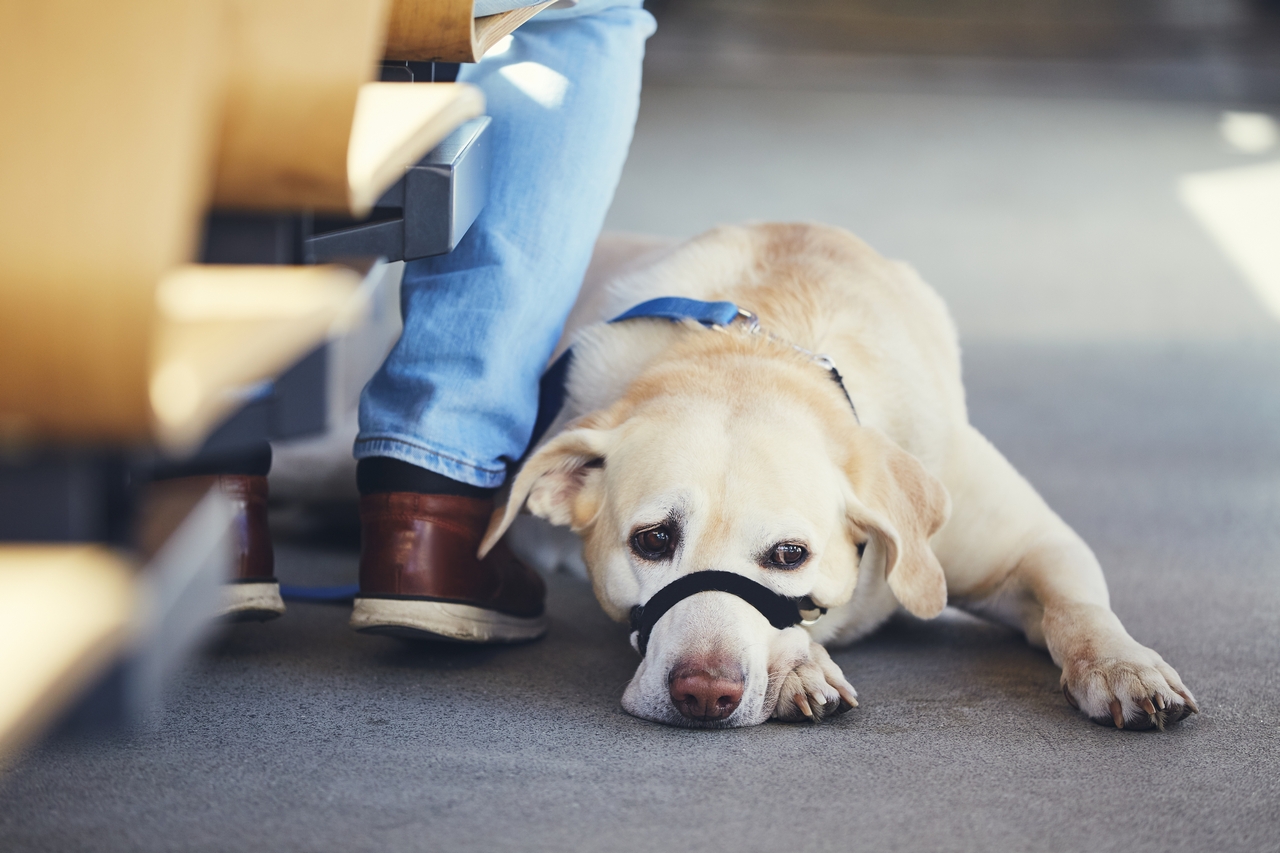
xmin=215 ymin=474 xmax=284 ymax=621
xmin=350 ymin=492 xmax=548 ymax=643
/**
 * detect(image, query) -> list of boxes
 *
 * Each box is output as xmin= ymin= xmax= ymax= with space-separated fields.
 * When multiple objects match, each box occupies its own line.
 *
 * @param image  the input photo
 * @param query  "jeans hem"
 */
xmin=353 ymin=438 xmax=509 ymax=489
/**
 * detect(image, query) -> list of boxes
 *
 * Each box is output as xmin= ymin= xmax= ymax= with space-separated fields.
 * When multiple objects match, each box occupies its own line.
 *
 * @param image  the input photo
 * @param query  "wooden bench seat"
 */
xmin=0 ymin=477 xmax=238 ymax=761
xmin=347 ymin=82 xmax=486 ymax=215
xmin=211 ymin=0 xmax=486 ymax=216
xmin=0 ymin=547 xmax=137 ymax=758
xmin=151 ymin=264 xmax=369 ymax=454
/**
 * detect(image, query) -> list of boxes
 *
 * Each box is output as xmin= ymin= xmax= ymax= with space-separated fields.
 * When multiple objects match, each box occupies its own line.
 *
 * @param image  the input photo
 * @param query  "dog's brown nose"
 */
xmin=669 ymin=667 xmax=744 ymax=722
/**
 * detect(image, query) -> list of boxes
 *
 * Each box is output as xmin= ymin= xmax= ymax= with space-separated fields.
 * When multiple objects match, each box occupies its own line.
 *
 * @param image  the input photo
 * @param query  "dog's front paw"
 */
xmin=771 ymin=642 xmax=858 ymax=723
xmin=1061 ymin=640 xmax=1197 ymax=731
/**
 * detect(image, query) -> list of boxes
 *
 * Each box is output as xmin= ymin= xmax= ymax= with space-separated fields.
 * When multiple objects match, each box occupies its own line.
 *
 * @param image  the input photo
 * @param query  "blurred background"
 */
xmin=605 ymin=0 xmax=1280 ymax=344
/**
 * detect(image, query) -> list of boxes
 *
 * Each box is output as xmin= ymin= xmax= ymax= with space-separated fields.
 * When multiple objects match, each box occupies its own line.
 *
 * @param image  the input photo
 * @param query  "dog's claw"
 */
xmin=817 ymin=694 xmax=840 ymax=718
xmin=795 ymin=692 xmax=814 ymax=721
xmin=1065 ymin=642 xmax=1196 ymax=732
xmin=836 ymin=685 xmax=859 ymax=711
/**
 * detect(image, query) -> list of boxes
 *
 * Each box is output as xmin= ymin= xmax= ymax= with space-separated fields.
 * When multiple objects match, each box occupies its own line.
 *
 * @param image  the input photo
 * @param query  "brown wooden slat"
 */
xmin=385 ymin=0 xmax=555 ymax=63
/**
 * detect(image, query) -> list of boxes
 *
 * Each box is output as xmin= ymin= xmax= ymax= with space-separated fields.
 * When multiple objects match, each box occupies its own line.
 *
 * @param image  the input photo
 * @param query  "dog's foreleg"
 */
xmin=998 ymin=534 xmax=1196 ymax=730
xmin=936 ymin=426 xmax=1197 ymax=731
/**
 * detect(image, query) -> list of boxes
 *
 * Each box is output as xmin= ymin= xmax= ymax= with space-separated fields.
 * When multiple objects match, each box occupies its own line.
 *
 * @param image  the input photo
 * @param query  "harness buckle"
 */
xmin=798 ymin=596 xmax=827 ymax=626
xmin=731 ymin=308 xmax=760 ymax=333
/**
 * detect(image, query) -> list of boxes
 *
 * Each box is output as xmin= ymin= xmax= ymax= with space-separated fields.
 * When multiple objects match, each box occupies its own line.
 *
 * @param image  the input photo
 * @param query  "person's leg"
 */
xmin=350 ymin=1 xmax=655 ymax=643
xmin=355 ymin=1 xmax=655 ymax=489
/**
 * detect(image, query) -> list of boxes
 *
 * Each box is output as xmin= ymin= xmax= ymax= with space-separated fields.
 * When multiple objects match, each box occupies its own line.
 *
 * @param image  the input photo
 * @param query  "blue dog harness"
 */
xmin=531 ymin=296 xmax=859 ymax=450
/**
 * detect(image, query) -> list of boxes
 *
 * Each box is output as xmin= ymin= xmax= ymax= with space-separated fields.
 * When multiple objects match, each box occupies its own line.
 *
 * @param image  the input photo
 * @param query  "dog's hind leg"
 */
xmin=933 ymin=426 xmax=1197 ymax=731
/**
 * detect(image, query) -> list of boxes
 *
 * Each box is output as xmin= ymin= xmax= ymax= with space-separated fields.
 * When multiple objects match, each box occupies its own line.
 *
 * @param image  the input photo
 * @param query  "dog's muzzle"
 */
xmin=628 ymin=571 xmax=826 ymax=657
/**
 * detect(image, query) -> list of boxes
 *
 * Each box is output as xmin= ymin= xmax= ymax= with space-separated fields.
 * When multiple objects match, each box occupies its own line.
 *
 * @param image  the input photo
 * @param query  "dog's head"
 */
xmin=482 ymin=335 xmax=949 ymax=727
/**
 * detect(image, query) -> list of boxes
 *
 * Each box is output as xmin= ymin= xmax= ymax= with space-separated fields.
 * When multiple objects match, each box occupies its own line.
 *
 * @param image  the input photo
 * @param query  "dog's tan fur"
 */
xmin=484 ymin=223 xmax=1196 ymax=729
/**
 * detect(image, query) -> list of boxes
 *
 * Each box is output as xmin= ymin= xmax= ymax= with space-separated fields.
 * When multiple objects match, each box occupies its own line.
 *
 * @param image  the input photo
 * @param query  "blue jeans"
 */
xmin=355 ymin=0 xmax=655 ymax=488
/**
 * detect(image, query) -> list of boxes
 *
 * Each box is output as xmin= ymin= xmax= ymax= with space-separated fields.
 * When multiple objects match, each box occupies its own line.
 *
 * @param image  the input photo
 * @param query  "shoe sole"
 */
xmin=350 ymin=597 xmax=548 ymax=644
xmin=221 ymin=581 xmax=286 ymax=622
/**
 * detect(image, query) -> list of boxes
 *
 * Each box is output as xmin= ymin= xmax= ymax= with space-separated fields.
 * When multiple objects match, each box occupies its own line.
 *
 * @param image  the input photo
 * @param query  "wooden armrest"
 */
xmin=150 ymin=264 xmax=368 ymax=454
xmin=1 ymin=263 xmax=370 ymax=453
xmin=347 ymin=82 xmax=486 ymax=215
xmin=385 ymin=0 xmax=556 ymax=63
xmin=0 ymin=547 xmax=137 ymax=760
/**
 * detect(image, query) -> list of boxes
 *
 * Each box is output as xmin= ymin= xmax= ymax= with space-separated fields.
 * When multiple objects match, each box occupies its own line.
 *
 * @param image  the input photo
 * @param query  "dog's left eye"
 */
xmin=768 ymin=543 xmax=808 ymax=568
xmin=631 ymin=525 xmax=676 ymax=560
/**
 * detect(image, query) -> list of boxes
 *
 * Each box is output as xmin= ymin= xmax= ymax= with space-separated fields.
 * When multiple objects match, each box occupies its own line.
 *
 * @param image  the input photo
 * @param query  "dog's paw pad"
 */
xmin=1062 ymin=646 xmax=1197 ymax=732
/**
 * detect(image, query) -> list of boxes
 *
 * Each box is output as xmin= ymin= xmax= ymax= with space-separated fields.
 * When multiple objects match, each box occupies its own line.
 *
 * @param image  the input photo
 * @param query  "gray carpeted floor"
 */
xmin=5 ymin=11 xmax=1280 ymax=849
xmin=2 ymin=342 xmax=1278 ymax=852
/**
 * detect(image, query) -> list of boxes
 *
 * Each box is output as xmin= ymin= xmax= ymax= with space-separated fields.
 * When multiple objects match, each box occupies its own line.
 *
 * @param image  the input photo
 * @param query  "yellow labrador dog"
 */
xmin=482 ymin=222 xmax=1197 ymax=730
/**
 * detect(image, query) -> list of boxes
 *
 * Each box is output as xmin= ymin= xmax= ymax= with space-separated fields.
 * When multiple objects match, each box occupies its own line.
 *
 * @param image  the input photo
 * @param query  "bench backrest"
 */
xmin=211 ymin=0 xmax=391 ymax=213
xmin=0 ymin=0 xmax=224 ymax=446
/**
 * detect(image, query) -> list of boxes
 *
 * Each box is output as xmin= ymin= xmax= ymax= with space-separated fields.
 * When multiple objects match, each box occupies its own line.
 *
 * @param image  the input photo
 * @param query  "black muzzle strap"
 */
xmin=628 ymin=571 xmax=826 ymax=657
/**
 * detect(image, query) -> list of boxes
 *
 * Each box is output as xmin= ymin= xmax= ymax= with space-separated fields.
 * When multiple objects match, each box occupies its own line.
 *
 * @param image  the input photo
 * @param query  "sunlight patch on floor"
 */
xmin=1179 ymin=159 xmax=1280 ymax=323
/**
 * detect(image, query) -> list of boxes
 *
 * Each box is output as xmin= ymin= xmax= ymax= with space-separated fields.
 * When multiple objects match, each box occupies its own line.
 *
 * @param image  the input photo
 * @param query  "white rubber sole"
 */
xmin=350 ymin=597 xmax=548 ymax=643
xmin=221 ymin=581 xmax=286 ymax=622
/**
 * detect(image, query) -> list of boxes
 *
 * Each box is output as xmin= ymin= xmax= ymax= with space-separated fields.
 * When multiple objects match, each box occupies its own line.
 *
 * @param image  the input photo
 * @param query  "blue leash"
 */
xmin=609 ymin=297 xmax=742 ymax=326
xmin=279 ymin=583 xmax=360 ymax=602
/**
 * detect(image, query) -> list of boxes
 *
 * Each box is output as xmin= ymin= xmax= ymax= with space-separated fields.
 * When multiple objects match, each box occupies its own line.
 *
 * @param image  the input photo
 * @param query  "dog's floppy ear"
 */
xmin=843 ymin=427 xmax=951 ymax=619
xmin=479 ymin=425 xmax=612 ymax=558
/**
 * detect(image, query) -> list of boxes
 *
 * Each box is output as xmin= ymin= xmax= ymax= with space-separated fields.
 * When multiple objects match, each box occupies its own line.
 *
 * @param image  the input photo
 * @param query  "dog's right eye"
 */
xmin=631 ymin=525 xmax=675 ymax=560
